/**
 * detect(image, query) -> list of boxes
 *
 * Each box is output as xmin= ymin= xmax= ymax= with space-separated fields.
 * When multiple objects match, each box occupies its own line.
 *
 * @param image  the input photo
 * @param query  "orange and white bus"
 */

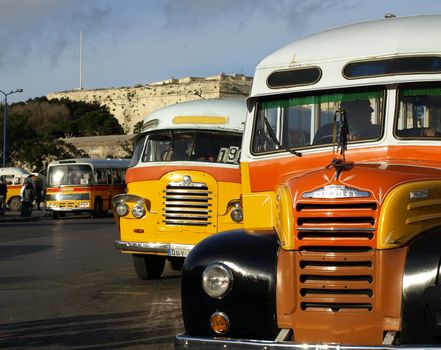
xmin=112 ymin=98 xmax=247 ymax=279
xmin=45 ymin=158 xmax=130 ymax=219
xmin=177 ymin=15 xmax=441 ymax=349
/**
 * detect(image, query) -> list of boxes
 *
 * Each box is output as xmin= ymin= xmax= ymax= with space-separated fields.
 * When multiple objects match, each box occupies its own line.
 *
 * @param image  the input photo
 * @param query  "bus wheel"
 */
xmin=52 ymin=211 xmax=59 ymax=220
xmin=170 ymin=257 xmax=185 ymax=271
xmin=133 ymin=254 xmax=166 ymax=280
xmin=8 ymin=197 xmax=21 ymax=211
xmin=93 ymin=198 xmax=103 ymax=218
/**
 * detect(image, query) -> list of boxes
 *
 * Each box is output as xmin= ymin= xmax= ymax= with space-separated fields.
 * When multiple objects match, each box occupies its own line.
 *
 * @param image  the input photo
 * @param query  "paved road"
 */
xmin=0 ymin=213 xmax=183 ymax=349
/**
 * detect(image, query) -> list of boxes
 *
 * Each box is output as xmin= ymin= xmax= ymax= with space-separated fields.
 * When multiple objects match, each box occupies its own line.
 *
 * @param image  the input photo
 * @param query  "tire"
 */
xmin=93 ymin=198 xmax=103 ymax=218
xmin=133 ymin=254 xmax=166 ymax=280
xmin=8 ymin=197 xmax=21 ymax=211
xmin=52 ymin=211 xmax=59 ymax=220
xmin=170 ymin=257 xmax=185 ymax=271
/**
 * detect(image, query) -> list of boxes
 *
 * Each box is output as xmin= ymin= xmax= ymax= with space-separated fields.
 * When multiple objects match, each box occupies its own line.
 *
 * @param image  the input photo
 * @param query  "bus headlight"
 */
xmin=230 ymin=206 xmax=243 ymax=222
xmin=132 ymin=203 xmax=146 ymax=219
xmin=202 ymin=264 xmax=233 ymax=299
xmin=115 ymin=202 xmax=129 ymax=217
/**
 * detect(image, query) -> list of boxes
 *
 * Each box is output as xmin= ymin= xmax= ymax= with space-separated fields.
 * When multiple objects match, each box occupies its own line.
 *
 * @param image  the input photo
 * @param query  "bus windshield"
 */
xmin=252 ymin=88 xmax=385 ymax=154
xmin=48 ymin=164 xmax=94 ymax=186
xmin=138 ymin=130 xmax=242 ymax=164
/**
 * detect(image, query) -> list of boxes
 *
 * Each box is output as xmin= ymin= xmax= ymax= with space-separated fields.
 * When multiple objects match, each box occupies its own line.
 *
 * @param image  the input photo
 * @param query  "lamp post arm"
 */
xmin=2 ymin=94 xmax=7 ymax=168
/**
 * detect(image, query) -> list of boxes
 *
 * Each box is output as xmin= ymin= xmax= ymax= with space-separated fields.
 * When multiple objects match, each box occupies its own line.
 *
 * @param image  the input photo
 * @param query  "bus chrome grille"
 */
xmin=295 ymin=201 xmax=378 ymax=243
xmin=297 ymin=247 xmax=374 ymax=312
xmin=295 ymin=201 xmax=378 ymax=312
xmin=162 ymin=181 xmax=212 ymax=226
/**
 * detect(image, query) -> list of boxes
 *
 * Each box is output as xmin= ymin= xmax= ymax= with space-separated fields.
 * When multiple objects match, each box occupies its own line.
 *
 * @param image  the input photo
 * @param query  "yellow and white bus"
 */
xmin=45 ymin=158 xmax=130 ymax=219
xmin=0 ymin=167 xmax=33 ymax=211
xmin=112 ymin=98 xmax=247 ymax=279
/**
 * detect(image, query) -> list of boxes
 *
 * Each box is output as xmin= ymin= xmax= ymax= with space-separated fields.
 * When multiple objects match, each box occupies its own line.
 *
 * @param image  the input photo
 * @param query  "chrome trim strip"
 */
xmin=115 ymin=240 xmax=194 ymax=255
xmin=112 ymin=193 xmax=146 ymax=206
xmin=45 ymin=207 xmax=90 ymax=212
xmin=164 ymin=189 xmax=211 ymax=194
xmin=175 ymin=334 xmax=441 ymax=350
xmin=166 ymin=207 xmax=210 ymax=213
xmin=297 ymin=227 xmax=375 ymax=232
xmin=163 ymin=200 xmax=212 ymax=207
xmin=163 ymin=219 xmax=211 ymax=226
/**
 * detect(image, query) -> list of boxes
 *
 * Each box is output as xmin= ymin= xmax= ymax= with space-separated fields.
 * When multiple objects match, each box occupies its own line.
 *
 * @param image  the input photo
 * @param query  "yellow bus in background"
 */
xmin=112 ymin=99 xmax=247 ymax=279
xmin=45 ymin=158 xmax=130 ymax=219
xmin=0 ymin=167 xmax=33 ymax=211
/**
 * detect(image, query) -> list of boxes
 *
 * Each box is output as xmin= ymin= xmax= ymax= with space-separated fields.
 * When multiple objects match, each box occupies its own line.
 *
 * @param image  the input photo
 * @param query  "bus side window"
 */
xmin=5 ymin=176 xmax=14 ymax=185
xmin=107 ymin=169 xmax=112 ymax=184
xmin=96 ymin=169 xmax=107 ymax=185
xmin=112 ymin=169 xmax=122 ymax=184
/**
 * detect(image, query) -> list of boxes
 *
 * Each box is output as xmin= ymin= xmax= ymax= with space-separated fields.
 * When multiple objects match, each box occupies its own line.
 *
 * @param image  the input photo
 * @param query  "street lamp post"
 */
xmin=0 ymin=88 xmax=23 ymax=168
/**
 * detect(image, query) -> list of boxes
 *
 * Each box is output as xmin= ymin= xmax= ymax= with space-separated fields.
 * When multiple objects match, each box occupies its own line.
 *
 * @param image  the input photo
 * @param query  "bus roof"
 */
xmin=0 ymin=167 xmax=31 ymax=177
xmin=252 ymin=14 xmax=441 ymax=97
xmin=48 ymin=158 xmax=130 ymax=169
xmin=142 ymin=98 xmax=247 ymax=133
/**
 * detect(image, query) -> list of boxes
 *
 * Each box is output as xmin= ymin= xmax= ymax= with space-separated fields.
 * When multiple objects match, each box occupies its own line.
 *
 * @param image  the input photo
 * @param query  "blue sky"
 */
xmin=1 ymin=0 xmax=441 ymax=103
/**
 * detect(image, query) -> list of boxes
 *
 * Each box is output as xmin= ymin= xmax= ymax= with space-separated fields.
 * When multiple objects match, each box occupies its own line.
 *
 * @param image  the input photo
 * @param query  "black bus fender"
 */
xmin=181 ymin=229 xmax=280 ymax=340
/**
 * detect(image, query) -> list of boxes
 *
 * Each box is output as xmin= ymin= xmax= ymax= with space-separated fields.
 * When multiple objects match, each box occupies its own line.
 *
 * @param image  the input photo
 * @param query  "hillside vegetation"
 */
xmin=0 ymin=97 xmax=125 ymax=172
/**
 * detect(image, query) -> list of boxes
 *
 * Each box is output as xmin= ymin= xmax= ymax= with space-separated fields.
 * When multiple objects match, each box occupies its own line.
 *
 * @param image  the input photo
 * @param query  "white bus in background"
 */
xmin=112 ymin=98 xmax=247 ymax=280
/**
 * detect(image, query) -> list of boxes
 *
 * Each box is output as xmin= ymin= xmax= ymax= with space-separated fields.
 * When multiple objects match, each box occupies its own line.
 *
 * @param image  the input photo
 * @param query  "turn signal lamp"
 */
xmin=210 ymin=312 xmax=230 ymax=335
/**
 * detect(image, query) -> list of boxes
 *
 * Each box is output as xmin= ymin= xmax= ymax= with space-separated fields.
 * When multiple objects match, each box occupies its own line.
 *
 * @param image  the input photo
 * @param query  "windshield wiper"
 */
xmin=263 ymin=117 xmax=302 ymax=157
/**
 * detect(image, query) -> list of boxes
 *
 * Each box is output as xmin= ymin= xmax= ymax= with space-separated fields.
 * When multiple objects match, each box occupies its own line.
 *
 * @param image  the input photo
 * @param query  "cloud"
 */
xmin=159 ymin=0 xmax=351 ymax=33
xmin=2 ymin=0 xmax=441 ymax=102
xmin=0 ymin=0 xmax=122 ymax=72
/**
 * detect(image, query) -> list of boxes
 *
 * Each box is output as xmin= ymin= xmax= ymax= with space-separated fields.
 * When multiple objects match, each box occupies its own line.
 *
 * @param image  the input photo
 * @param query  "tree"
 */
xmin=133 ymin=120 xmax=144 ymax=134
xmin=77 ymin=110 xmax=124 ymax=136
xmin=0 ymin=97 xmax=125 ymax=171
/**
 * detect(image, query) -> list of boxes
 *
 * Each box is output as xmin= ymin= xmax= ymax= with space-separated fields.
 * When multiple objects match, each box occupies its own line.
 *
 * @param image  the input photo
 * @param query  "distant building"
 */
xmin=48 ymin=73 xmax=252 ymax=133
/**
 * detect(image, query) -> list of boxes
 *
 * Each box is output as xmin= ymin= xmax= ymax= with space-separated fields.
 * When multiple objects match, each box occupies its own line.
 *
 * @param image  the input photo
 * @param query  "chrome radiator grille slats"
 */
xmin=294 ymin=200 xmax=378 ymax=312
xmin=295 ymin=201 xmax=377 ymax=243
xmin=298 ymin=248 xmax=375 ymax=312
xmin=162 ymin=183 xmax=212 ymax=226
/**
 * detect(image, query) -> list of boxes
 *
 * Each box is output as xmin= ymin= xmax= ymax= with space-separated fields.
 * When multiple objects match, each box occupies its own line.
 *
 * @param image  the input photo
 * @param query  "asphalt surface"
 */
xmin=0 ymin=211 xmax=183 ymax=349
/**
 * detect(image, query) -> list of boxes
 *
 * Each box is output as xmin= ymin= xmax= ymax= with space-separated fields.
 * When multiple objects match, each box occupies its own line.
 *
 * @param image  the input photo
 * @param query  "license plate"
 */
xmin=169 ymin=248 xmax=190 ymax=257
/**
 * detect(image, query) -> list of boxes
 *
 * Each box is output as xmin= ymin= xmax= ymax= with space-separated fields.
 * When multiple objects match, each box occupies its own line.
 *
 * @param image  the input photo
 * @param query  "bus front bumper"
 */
xmin=45 ymin=207 xmax=90 ymax=212
xmin=115 ymin=240 xmax=194 ymax=257
xmin=175 ymin=333 xmax=441 ymax=350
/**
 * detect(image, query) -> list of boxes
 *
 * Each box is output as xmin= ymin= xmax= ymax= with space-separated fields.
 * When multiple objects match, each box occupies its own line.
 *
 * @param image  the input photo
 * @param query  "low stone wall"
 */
xmin=61 ymin=134 xmax=134 ymax=159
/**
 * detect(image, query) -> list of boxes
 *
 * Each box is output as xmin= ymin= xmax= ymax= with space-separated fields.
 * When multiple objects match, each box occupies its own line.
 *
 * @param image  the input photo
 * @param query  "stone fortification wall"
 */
xmin=48 ymin=73 xmax=252 ymax=133
xmin=61 ymin=134 xmax=134 ymax=159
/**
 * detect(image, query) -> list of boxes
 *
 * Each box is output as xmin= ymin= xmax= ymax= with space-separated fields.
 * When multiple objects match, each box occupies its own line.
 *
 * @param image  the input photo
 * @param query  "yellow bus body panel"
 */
xmin=377 ymin=180 xmax=441 ymax=249
xmin=118 ymin=169 xmax=242 ymax=252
